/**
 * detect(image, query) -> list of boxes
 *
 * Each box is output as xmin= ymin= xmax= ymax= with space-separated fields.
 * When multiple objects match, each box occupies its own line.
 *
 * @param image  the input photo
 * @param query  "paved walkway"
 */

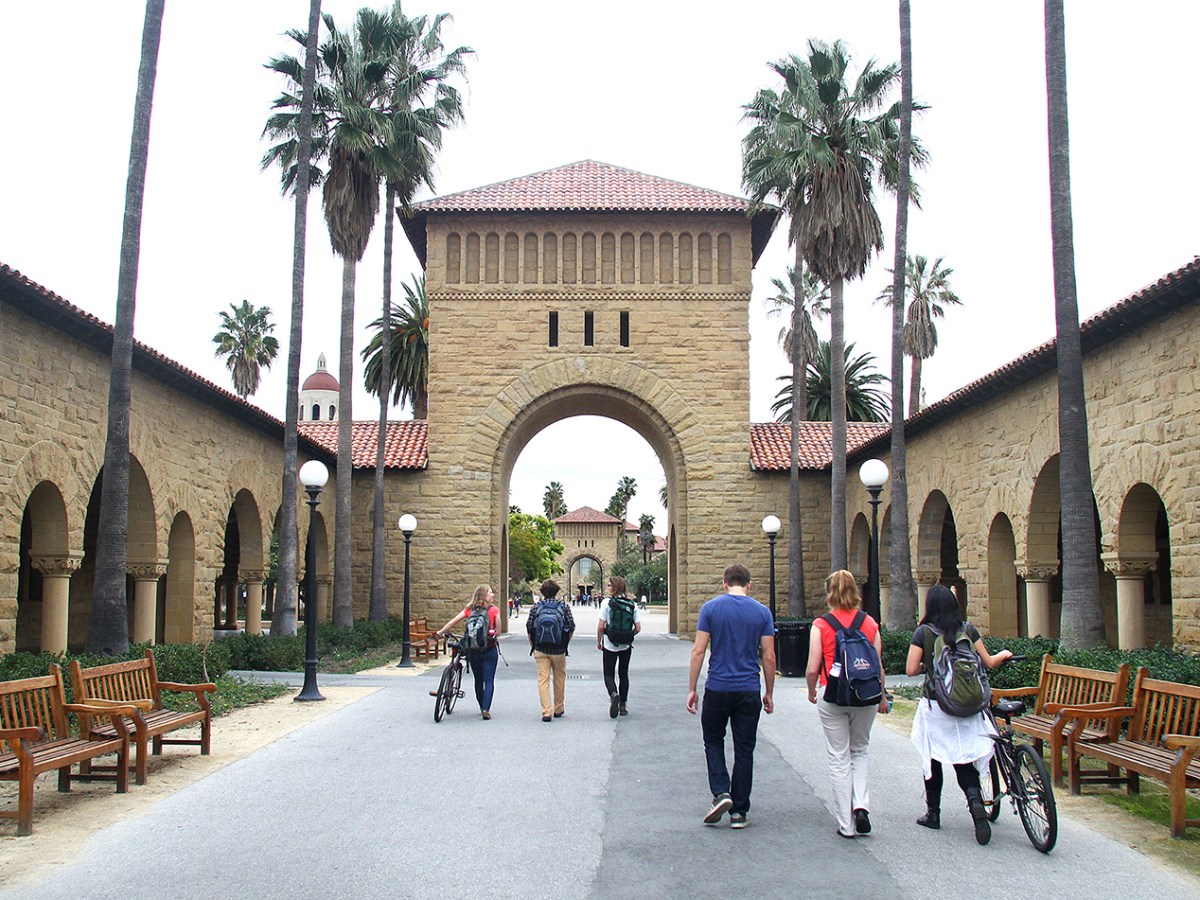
xmin=7 ymin=616 xmax=1199 ymax=899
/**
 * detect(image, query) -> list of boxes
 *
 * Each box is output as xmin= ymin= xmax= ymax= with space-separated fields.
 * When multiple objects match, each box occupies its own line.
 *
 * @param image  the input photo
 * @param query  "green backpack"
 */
xmin=606 ymin=597 xmax=637 ymax=644
xmin=927 ymin=625 xmax=991 ymax=717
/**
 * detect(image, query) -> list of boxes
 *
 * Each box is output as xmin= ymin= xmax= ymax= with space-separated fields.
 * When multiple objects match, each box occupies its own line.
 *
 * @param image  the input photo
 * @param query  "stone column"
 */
xmin=241 ymin=569 xmax=267 ymax=636
xmin=1017 ymin=563 xmax=1058 ymax=638
xmin=1102 ymin=553 xmax=1156 ymax=650
xmin=223 ymin=576 xmax=239 ymax=630
xmin=30 ymin=555 xmax=82 ymax=654
xmin=878 ymin=573 xmax=891 ymax=627
xmin=129 ymin=563 xmax=168 ymax=644
xmin=316 ymin=575 xmax=334 ymax=623
xmin=914 ymin=570 xmax=940 ymax=618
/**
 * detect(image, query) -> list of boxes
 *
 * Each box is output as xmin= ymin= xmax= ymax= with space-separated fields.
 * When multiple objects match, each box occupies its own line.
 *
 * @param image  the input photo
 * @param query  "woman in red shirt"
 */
xmin=805 ymin=570 xmax=889 ymax=839
xmin=436 ymin=585 xmax=500 ymax=719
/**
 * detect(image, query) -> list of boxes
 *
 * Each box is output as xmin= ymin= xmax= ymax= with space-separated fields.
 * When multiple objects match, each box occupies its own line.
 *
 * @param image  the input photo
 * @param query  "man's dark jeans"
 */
xmin=701 ymin=688 xmax=762 ymax=815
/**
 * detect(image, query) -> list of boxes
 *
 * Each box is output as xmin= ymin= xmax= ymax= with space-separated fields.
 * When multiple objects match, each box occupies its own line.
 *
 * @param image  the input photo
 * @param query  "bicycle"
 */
xmin=433 ymin=635 xmax=469 ymax=723
xmin=980 ymin=656 xmax=1058 ymax=853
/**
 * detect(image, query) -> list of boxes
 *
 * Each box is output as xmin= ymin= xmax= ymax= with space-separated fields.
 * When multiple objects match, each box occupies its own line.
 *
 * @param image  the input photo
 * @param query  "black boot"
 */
xmin=965 ymin=788 xmax=991 ymax=845
xmin=916 ymin=807 xmax=940 ymax=829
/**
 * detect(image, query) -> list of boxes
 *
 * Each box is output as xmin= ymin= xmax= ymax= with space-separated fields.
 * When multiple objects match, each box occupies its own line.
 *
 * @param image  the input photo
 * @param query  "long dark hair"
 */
xmin=920 ymin=584 xmax=963 ymax=635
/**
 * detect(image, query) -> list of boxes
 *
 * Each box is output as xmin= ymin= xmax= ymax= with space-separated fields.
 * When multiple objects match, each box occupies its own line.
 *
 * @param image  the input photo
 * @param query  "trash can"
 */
xmin=775 ymin=619 xmax=812 ymax=677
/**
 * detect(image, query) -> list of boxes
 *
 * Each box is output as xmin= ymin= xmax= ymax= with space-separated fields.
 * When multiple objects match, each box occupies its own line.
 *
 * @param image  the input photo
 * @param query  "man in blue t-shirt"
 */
xmin=686 ymin=563 xmax=776 ymax=829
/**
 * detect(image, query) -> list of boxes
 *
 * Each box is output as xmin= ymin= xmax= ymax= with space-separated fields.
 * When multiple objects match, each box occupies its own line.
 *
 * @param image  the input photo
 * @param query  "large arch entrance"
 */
xmin=494 ymin=384 xmax=687 ymax=634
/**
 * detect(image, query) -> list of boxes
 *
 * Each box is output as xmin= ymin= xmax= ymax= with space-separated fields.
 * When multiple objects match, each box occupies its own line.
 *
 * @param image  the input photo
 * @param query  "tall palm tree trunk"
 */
xmin=788 ymin=242 xmax=807 ymax=615
xmin=334 ymin=255 xmax=357 ymax=627
xmin=908 ymin=355 xmax=922 ymax=417
xmin=829 ymin=276 xmax=848 ymax=571
xmin=887 ymin=0 xmax=917 ymax=627
xmin=1045 ymin=0 xmax=1102 ymax=648
xmin=369 ymin=185 xmax=395 ymax=621
xmin=272 ymin=0 xmax=322 ymax=638
xmin=88 ymin=0 xmax=165 ymax=655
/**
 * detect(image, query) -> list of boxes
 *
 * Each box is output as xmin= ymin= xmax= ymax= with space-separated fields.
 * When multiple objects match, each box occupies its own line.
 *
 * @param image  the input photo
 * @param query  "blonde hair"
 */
xmin=825 ymin=570 xmax=861 ymax=612
xmin=470 ymin=584 xmax=492 ymax=609
xmin=609 ymin=576 xmax=628 ymax=596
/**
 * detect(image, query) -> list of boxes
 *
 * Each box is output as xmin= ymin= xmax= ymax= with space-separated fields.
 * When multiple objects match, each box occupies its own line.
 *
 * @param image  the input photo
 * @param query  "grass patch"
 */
xmin=321 ymin=644 xmax=409 ymax=673
xmin=160 ymin=674 xmax=290 ymax=717
xmin=1100 ymin=787 xmax=1200 ymax=836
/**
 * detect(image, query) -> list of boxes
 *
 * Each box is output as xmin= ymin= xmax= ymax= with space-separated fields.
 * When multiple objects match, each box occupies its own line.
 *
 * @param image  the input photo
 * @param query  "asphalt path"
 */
xmin=7 ymin=607 xmax=1199 ymax=899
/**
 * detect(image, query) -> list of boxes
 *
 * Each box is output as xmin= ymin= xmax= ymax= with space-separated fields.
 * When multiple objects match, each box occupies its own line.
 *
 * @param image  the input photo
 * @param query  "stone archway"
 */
xmin=916 ymin=490 xmax=964 ymax=615
xmin=1107 ymin=483 xmax=1172 ymax=648
xmin=1021 ymin=456 xmax=1061 ymax=639
xmin=17 ymin=481 xmax=73 ymax=652
xmin=849 ymin=513 xmax=870 ymax=591
xmin=565 ymin=552 xmax=604 ymax=601
xmin=162 ymin=512 xmax=195 ymax=644
xmin=987 ymin=514 xmax=1019 ymax=637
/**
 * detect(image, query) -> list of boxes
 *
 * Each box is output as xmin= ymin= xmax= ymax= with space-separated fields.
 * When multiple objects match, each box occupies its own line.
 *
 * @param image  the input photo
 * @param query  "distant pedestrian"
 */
xmin=598 ymin=576 xmax=641 ymax=718
xmin=806 ymin=570 xmax=888 ymax=838
xmin=907 ymin=585 xmax=1012 ymax=844
xmin=687 ymin=564 xmax=775 ymax=829
xmin=513 ymin=595 xmax=521 ymax=619
xmin=436 ymin=584 xmax=500 ymax=720
xmin=527 ymin=579 xmax=575 ymax=721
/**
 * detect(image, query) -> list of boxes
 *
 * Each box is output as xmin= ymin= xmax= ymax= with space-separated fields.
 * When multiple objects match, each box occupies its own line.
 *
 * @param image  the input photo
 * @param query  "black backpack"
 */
xmin=463 ymin=606 xmax=491 ymax=652
xmin=606 ymin=597 xmax=637 ymax=644
xmin=532 ymin=600 xmax=567 ymax=649
xmin=822 ymin=611 xmax=883 ymax=707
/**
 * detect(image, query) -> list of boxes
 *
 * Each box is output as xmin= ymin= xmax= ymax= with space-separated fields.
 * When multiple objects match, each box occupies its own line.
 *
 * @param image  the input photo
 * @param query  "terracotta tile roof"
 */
xmin=749 ymin=422 xmax=891 ymax=472
xmin=852 ymin=255 xmax=1200 ymax=459
xmin=400 ymin=160 xmax=778 ymax=267
xmin=0 ymin=263 xmax=333 ymax=462
xmin=297 ymin=421 xmax=428 ymax=470
xmin=555 ymin=505 xmax=624 ymax=525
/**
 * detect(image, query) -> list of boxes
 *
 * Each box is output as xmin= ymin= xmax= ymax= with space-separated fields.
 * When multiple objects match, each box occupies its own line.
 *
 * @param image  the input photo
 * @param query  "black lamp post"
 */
xmin=762 ymin=514 xmax=781 ymax=620
xmin=296 ymin=460 xmax=328 ymax=702
xmin=396 ymin=514 xmax=417 ymax=668
xmin=859 ymin=458 xmax=889 ymax=623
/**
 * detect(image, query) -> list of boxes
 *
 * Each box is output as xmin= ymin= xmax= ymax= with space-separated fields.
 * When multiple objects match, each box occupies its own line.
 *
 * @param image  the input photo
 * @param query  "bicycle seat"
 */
xmin=992 ymin=698 xmax=1026 ymax=720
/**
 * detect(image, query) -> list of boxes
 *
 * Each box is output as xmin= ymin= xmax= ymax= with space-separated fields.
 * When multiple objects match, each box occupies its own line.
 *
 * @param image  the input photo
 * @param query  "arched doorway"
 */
xmin=161 ymin=512 xmax=195 ymax=644
xmin=16 ymin=481 xmax=71 ymax=652
xmin=916 ymin=490 xmax=964 ymax=616
xmin=1111 ymin=483 xmax=1172 ymax=648
xmin=567 ymin=553 xmax=604 ymax=601
xmin=987 ymin=514 xmax=1019 ymax=636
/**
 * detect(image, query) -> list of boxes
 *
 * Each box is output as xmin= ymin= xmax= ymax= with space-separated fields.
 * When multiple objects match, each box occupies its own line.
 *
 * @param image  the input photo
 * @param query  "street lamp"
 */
xmin=396 ymin=514 xmax=417 ymax=668
xmin=296 ymin=460 xmax=328 ymax=702
xmin=762 ymin=514 xmax=781 ymax=620
xmin=859 ymin=458 xmax=889 ymax=623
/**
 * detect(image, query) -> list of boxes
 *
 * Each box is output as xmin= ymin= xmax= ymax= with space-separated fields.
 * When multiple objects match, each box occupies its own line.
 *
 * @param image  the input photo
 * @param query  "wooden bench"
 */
xmin=0 ymin=666 xmax=135 ymax=835
xmin=992 ymin=654 xmax=1131 ymax=786
xmin=408 ymin=618 xmax=442 ymax=660
xmin=1064 ymin=667 xmax=1200 ymax=837
xmin=69 ymin=649 xmax=216 ymax=787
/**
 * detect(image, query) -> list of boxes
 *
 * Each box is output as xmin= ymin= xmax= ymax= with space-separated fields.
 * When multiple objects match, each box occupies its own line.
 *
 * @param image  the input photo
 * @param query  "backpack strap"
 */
xmin=821 ymin=611 xmax=844 ymax=634
xmin=849 ymin=610 xmax=867 ymax=633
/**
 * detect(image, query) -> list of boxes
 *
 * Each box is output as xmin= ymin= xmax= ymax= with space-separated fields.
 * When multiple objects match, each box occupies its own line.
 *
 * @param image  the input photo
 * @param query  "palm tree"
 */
xmin=89 ymin=0 xmax=165 ymax=655
xmin=262 ymin=0 xmax=327 ymax=637
xmin=886 ymin=0 xmax=918 ymax=628
xmin=212 ymin=300 xmax=280 ymax=398
xmin=876 ymin=254 xmax=961 ymax=416
xmin=362 ymin=275 xmax=430 ymax=417
xmin=771 ymin=341 xmax=889 ymax=423
xmin=658 ymin=482 xmax=668 ymax=511
xmin=765 ymin=266 xmax=828 ymax=423
xmin=638 ymin=514 xmax=656 ymax=565
xmin=604 ymin=476 xmax=637 ymax=523
xmin=542 ymin=481 xmax=566 ymax=520
xmin=1045 ymin=0 xmax=1102 ymax=648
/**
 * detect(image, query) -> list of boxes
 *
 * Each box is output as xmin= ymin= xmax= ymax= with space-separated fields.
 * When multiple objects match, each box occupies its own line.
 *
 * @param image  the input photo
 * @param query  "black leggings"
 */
xmin=925 ymin=759 xmax=981 ymax=807
xmin=602 ymin=648 xmax=632 ymax=701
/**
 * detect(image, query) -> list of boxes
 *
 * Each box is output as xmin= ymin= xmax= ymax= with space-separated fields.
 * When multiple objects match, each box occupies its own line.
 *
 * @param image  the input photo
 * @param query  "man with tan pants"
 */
xmin=527 ymin=579 xmax=575 ymax=721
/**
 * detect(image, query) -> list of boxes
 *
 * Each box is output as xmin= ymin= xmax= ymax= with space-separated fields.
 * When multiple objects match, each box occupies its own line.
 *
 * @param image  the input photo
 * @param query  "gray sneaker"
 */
xmin=729 ymin=813 xmax=748 ymax=829
xmin=704 ymin=792 xmax=733 ymax=825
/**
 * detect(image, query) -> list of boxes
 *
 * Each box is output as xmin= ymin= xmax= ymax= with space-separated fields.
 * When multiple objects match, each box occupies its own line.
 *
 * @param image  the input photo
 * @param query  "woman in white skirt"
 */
xmin=906 ymin=585 xmax=1012 ymax=844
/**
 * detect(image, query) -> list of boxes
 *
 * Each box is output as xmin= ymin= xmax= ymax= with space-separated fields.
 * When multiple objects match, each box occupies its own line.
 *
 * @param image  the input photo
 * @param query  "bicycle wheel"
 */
xmin=434 ymin=664 xmax=454 ymax=723
xmin=445 ymin=661 xmax=463 ymax=715
xmin=983 ymin=755 xmax=1003 ymax=822
xmin=1013 ymin=744 xmax=1057 ymax=853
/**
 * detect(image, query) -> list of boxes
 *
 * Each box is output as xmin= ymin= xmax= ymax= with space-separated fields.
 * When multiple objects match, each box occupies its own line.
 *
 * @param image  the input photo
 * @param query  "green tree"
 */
xmin=638 ymin=513 xmax=656 ymax=565
xmin=771 ymin=341 xmax=889 ymax=423
xmin=542 ymin=481 xmax=566 ymax=520
xmin=362 ymin=274 xmax=430 ymax=416
xmin=212 ymin=300 xmax=280 ymax=398
xmin=876 ymin=254 xmax=961 ymax=416
xmin=765 ymin=266 xmax=828 ymax=423
xmin=89 ymin=0 xmax=166 ymax=654
xmin=1045 ymin=0 xmax=1101 ymax=647
xmin=260 ymin=0 xmax=322 ymax=638
xmin=604 ymin=476 xmax=637 ymax=522
xmin=508 ymin=511 xmax=564 ymax=587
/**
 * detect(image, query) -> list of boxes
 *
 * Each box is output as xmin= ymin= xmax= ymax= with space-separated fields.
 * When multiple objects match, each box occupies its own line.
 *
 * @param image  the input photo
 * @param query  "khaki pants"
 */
xmin=534 ymin=651 xmax=567 ymax=717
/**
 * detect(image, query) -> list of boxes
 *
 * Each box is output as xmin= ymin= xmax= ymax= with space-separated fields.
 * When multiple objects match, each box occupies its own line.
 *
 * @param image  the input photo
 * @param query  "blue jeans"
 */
xmin=701 ymin=689 xmax=762 ymax=815
xmin=468 ymin=645 xmax=498 ymax=711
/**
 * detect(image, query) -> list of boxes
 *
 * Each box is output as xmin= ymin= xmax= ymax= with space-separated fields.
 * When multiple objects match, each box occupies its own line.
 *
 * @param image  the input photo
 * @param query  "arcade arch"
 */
xmin=916 ymin=490 xmax=965 ymax=616
xmin=1108 ymin=484 xmax=1172 ymax=648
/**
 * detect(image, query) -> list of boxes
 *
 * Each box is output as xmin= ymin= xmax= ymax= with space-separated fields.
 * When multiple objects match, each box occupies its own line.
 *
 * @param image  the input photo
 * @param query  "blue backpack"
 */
xmin=532 ymin=600 xmax=567 ymax=649
xmin=822 ymin=611 xmax=883 ymax=707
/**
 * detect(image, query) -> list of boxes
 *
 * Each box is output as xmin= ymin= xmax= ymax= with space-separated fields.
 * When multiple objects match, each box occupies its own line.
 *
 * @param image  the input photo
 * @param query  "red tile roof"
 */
xmin=555 ymin=505 xmax=624 ymax=525
xmin=749 ymin=422 xmax=891 ymax=472
xmin=400 ymin=160 xmax=779 ymax=267
xmin=297 ymin=421 xmax=428 ymax=470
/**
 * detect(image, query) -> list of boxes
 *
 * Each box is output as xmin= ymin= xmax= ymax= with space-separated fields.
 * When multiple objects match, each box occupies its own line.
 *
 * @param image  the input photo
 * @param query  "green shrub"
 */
xmin=221 ymin=632 xmax=304 ymax=672
xmin=879 ymin=627 xmax=913 ymax=675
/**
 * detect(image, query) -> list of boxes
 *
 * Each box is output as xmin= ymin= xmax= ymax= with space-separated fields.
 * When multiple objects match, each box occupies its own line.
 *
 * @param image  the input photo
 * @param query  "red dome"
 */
xmin=302 ymin=370 xmax=339 ymax=392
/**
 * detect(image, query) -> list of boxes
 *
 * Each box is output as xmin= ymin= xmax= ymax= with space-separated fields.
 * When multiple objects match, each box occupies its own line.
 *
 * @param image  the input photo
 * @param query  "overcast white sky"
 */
xmin=2 ymin=2 xmax=1197 ymax=532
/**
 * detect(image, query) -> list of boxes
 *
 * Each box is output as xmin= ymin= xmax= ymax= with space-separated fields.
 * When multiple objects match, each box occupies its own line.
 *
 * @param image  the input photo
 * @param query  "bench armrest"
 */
xmin=63 ymin=702 xmax=140 ymax=718
xmin=0 ymin=726 xmax=45 ymax=744
xmin=1058 ymin=705 xmax=1134 ymax=726
xmin=157 ymin=681 xmax=217 ymax=695
xmin=1163 ymin=734 xmax=1200 ymax=751
xmin=85 ymin=697 xmax=155 ymax=712
xmin=1044 ymin=700 xmax=1117 ymax=716
xmin=991 ymin=686 xmax=1039 ymax=700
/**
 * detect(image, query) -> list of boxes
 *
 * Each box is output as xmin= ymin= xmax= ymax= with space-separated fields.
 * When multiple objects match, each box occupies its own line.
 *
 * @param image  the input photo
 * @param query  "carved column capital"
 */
xmin=914 ymin=569 xmax=941 ymax=587
xmin=1100 ymin=552 xmax=1157 ymax=578
xmin=240 ymin=569 xmax=268 ymax=584
xmin=878 ymin=573 xmax=891 ymax=589
xmin=30 ymin=554 xmax=83 ymax=576
xmin=1017 ymin=562 xmax=1059 ymax=582
xmin=129 ymin=562 xmax=168 ymax=581
xmin=316 ymin=574 xmax=334 ymax=588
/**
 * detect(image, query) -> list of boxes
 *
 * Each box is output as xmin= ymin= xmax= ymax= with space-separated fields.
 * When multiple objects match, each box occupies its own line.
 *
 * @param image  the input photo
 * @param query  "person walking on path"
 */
xmin=806 ymin=570 xmax=889 ymax=839
xmin=527 ymin=579 xmax=575 ymax=722
xmin=686 ymin=563 xmax=775 ymax=829
xmin=906 ymin=584 xmax=1012 ymax=844
xmin=436 ymin=585 xmax=501 ymax=720
xmin=597 ymin=576 xmax=642 ymax=718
